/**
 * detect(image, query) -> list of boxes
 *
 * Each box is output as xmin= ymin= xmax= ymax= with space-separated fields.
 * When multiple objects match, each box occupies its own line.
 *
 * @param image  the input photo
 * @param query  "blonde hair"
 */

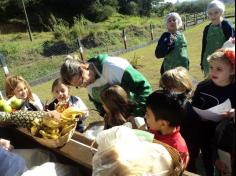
xmin=159 ymin=67 xmax=193 ymax=96
xmin=207 ymin=49 xmax=235 ymax=83
xmin=207 ymin=0 xmax=225 ymax=14
xmin=5 ymin=75 xmax=34 ymax=101
xmin=165 ymin=12 xmax=183 ymax=30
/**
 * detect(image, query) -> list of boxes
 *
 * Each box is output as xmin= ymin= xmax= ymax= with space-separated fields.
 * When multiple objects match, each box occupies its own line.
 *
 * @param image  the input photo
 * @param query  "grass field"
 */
xmin=32 ymin=16 xmax=235 ymax=126
xmin=31 ymin=20 xmax=215 ymax=126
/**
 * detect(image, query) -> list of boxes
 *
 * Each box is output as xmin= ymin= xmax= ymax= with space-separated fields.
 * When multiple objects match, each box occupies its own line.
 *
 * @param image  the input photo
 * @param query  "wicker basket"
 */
xmin=153 ymin=139 xmax=187 ymax=176
xmin=31 ymin=123 xmax=76 ymax=148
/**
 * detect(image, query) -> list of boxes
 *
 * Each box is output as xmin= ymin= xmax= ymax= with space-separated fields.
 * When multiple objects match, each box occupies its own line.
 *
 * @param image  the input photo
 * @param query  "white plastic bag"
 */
xmin=92 ymin=126 xmax=174 ymax=176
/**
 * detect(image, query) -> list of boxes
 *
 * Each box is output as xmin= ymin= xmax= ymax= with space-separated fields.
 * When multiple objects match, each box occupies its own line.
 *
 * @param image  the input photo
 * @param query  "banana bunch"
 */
xmin=30 ymin=107 xmax=85 ymax=140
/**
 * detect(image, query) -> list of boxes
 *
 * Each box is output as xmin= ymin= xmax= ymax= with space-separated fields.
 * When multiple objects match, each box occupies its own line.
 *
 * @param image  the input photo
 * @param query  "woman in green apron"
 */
xmin=155 ymin=12 xmax=189 ymax=75
xmin=201 ymin=0 xmax=235 ymax=76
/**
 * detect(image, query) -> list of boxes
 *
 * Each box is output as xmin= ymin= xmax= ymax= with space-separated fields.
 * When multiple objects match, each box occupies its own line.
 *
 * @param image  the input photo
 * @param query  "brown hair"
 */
xmin=207 ymin=49 xmax=235 ymax=83
xmin=5 ymin=75 xmax=34 ymax=101
xmin=159 ymin=67 xmax=193 ymax=97
xmin=100 ymin=85 xmax=135 ymax=128
xmin=51 ymin=78 xmax=70 ymax=92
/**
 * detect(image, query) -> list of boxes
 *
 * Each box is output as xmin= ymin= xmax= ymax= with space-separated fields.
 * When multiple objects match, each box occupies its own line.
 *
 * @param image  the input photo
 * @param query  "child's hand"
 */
xmin=46 ymin=110 xmax=61 ymax=121
xmin=169 ymin=34 xmax=176 ymax=45
xmin=0 ymin=138 xmax=14 ymax=151
xmin=221 ymin=109 xmax=235 ymax=120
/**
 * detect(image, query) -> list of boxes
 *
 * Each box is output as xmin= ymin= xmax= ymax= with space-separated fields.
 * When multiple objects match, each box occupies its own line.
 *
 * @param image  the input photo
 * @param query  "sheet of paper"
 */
xmin=193 ymin=99 xmax=232 ymax=122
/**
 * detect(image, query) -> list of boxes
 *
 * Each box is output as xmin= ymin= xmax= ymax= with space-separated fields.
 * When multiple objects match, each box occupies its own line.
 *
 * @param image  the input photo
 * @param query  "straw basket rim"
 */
xmin=30 ymin=123 xmax=77 ymax=148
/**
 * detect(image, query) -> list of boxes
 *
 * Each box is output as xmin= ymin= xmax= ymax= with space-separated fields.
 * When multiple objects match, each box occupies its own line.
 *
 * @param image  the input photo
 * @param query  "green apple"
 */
xmin=8 ymin=96 xmax=23 ymax=109
xmin=2 ymin=104 xmax=12 ymax=113
xmin=0 ymin=99 xmax=12 ymax=112
xmin=0 ymin=100 xmax=5 ymax=111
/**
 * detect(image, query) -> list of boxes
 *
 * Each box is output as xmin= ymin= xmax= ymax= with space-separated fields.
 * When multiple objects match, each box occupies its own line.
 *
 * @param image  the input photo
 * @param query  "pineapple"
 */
xmin=0 ymin=111 xmax=47 ymax=129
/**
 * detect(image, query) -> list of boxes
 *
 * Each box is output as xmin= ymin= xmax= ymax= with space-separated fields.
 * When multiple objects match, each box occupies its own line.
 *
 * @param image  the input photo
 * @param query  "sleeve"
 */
xmin=31 ymin=94 xmax=44 ymax=111
xmin=155 ymin=32 xmax=175 ymax=58
xmin=73 ymin=96 xmax=89 ymax=118
xmin=121 ymin=66 xmax=152 ymax=117
xmin=47 ymin=99 xmax=58 ymax=111
xmin=222 ymin=20 xmax=235 ymax=39
xmin=201 ymin=25 xmax=210 ymax=71
xmin=88 ymin=95 xmax=105 ymax=117
xmin=0 ymin=147 xmax=27 ymax=175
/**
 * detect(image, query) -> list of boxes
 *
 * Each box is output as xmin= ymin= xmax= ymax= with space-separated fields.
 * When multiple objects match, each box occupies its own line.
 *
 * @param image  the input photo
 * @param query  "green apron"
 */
xmin=202 ymin=25 xmax=226 ymax=76
xmin=163 ymin=32 xmax=189 ymax=72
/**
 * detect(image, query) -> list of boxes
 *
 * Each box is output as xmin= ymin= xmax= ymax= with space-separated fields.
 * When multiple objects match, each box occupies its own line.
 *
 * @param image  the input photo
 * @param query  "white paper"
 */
xmin=218 ymin=149 xmax=232 ymax=175
xmin=193 ymin=99 xmax=232 ymax=122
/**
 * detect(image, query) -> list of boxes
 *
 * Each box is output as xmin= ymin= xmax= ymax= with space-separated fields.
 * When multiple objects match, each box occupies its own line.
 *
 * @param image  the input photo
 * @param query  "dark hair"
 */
xmin=100 ymin=85 xmax=135 ymax=127
xmin=51 ymin=78 xmax=69 ymax=92
xmin=60 ymin=57 xmax=83 ymax=85
xmin=146 ymin=90 xmax=186 ymax=127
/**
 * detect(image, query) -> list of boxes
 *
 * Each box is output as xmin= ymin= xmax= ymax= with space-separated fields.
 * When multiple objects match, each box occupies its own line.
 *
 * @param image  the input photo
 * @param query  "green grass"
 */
xmin=31 ymin=21 xmax=212 ymax=126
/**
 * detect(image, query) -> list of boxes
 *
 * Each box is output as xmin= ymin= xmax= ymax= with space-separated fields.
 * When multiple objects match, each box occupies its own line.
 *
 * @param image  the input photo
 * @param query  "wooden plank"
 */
xmin=16 ymin=128 xmax=199 ymax=175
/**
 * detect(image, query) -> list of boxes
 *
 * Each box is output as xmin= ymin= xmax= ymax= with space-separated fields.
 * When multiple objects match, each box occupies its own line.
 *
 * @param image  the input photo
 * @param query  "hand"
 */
xmin=0 ymin=138 xmax=14 ymax=151
xmin=221 ymin=109 xmax=235 ymax=120
xmin=170 ymin=34 xmax=176 ymax=45
xmin=46 ymin=110 xmax=61 ymax=121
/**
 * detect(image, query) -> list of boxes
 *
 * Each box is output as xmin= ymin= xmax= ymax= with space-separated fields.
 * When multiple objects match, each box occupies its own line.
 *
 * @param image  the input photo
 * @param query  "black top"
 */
xmin=192 ymin=80 xmax=235 ymax=110
xmin=201 ymin=19 xmax=235 ymax=68
xmin=155 ymin=32 xmax=175 ymax=58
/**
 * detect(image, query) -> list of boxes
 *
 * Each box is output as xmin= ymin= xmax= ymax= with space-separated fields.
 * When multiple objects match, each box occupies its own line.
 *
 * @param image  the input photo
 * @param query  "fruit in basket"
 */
xmin=30 ymin=107 xmax=85 ymax=140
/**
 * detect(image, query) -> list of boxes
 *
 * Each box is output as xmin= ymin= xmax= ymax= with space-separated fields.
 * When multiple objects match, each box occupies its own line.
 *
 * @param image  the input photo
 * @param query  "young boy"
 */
xmin=145 ymin=90 xmax=189 ymax=163
xmin=201 ymin=0 xmax=235 ymax=76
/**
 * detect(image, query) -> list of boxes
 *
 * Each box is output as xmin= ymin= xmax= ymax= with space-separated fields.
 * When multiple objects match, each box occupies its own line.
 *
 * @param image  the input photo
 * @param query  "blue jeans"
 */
xmin=0 ymin=146 xmax=27 ymax=176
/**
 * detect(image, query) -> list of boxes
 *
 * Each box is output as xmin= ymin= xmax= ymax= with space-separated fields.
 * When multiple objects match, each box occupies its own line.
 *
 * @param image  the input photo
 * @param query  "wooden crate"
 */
xmin=15 ymin=127 xmax=199 ymax=176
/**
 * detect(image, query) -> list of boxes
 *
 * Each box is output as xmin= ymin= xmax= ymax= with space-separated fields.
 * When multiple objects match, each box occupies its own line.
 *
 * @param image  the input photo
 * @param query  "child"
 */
xmin=201 ymin=0 xmax=235 ymax=76
xmin=5 ymin=75 xmax=43 ymax=111
xmin=47 ymin=78 xmax=89 ymax=133
xmin=100 ymin=85 xmax=139 ymax=130
xmin=155 ymin=12 xmax=189 ymax=75
xmin=145 ymin=90 xmax=189 ymax=164
xmin=159 ymin=67 xmax=202 ymax=172
xmin=191 ymin=49 xmax=235 ymax=176
xmin=159 ymin=66 xmax=194 ymax=98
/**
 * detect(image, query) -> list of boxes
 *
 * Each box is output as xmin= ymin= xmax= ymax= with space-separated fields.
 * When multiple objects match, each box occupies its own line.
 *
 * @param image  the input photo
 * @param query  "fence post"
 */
xmin=0 ymin=54 xmax=10 ymax=77
xmin=194 ymin=13 xmax=197 ymax=25
xmin=122 ymin=29 xmax=127 ymax=50
xmin=150 ymin=24 xmax=154 ymax=40
xmin=183 ymin=16 xmax=186 ymax=31
xmin=76 ymin=38 xmax=85 ymax=62
xmin=185 ymin=15 xmax=188 ymax=28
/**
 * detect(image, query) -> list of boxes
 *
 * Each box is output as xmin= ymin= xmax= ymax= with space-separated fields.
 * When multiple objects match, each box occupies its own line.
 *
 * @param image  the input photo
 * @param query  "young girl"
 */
xmin=201 ymin=0 xmax=235 ymax=76
xmin=100 ymin=85 xmax=139 ymax=130
xmin=191 ymin=49 xmax=235 ymax=176
xmin=5 ymin=75 xmax=43 ymax=111
xmin=155 ymin=12 xmax=189 ymax=75
xmin=47 ymin=78 xmax=89 ymax=133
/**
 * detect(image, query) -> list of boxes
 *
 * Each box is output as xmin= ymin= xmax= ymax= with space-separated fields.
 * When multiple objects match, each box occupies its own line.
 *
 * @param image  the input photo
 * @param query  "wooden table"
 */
xmin=15 ymin=127 xmax=199 ymax=176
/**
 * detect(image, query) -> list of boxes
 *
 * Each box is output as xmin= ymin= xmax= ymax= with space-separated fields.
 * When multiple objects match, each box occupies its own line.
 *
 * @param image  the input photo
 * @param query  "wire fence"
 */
xmin=0 ymin=11 xmax=235 ymax=90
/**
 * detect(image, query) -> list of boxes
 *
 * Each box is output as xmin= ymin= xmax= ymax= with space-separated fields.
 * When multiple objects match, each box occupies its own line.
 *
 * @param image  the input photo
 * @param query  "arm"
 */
xmin=222 ymin=20 xmax=235 ymax=39
xmin=155 ymin=32 xmax=175 ymax=58
xmin=201 ymin=25 xmax=210 ymax=71
xmin=121 ymin=66 xmax=152 ymax=117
